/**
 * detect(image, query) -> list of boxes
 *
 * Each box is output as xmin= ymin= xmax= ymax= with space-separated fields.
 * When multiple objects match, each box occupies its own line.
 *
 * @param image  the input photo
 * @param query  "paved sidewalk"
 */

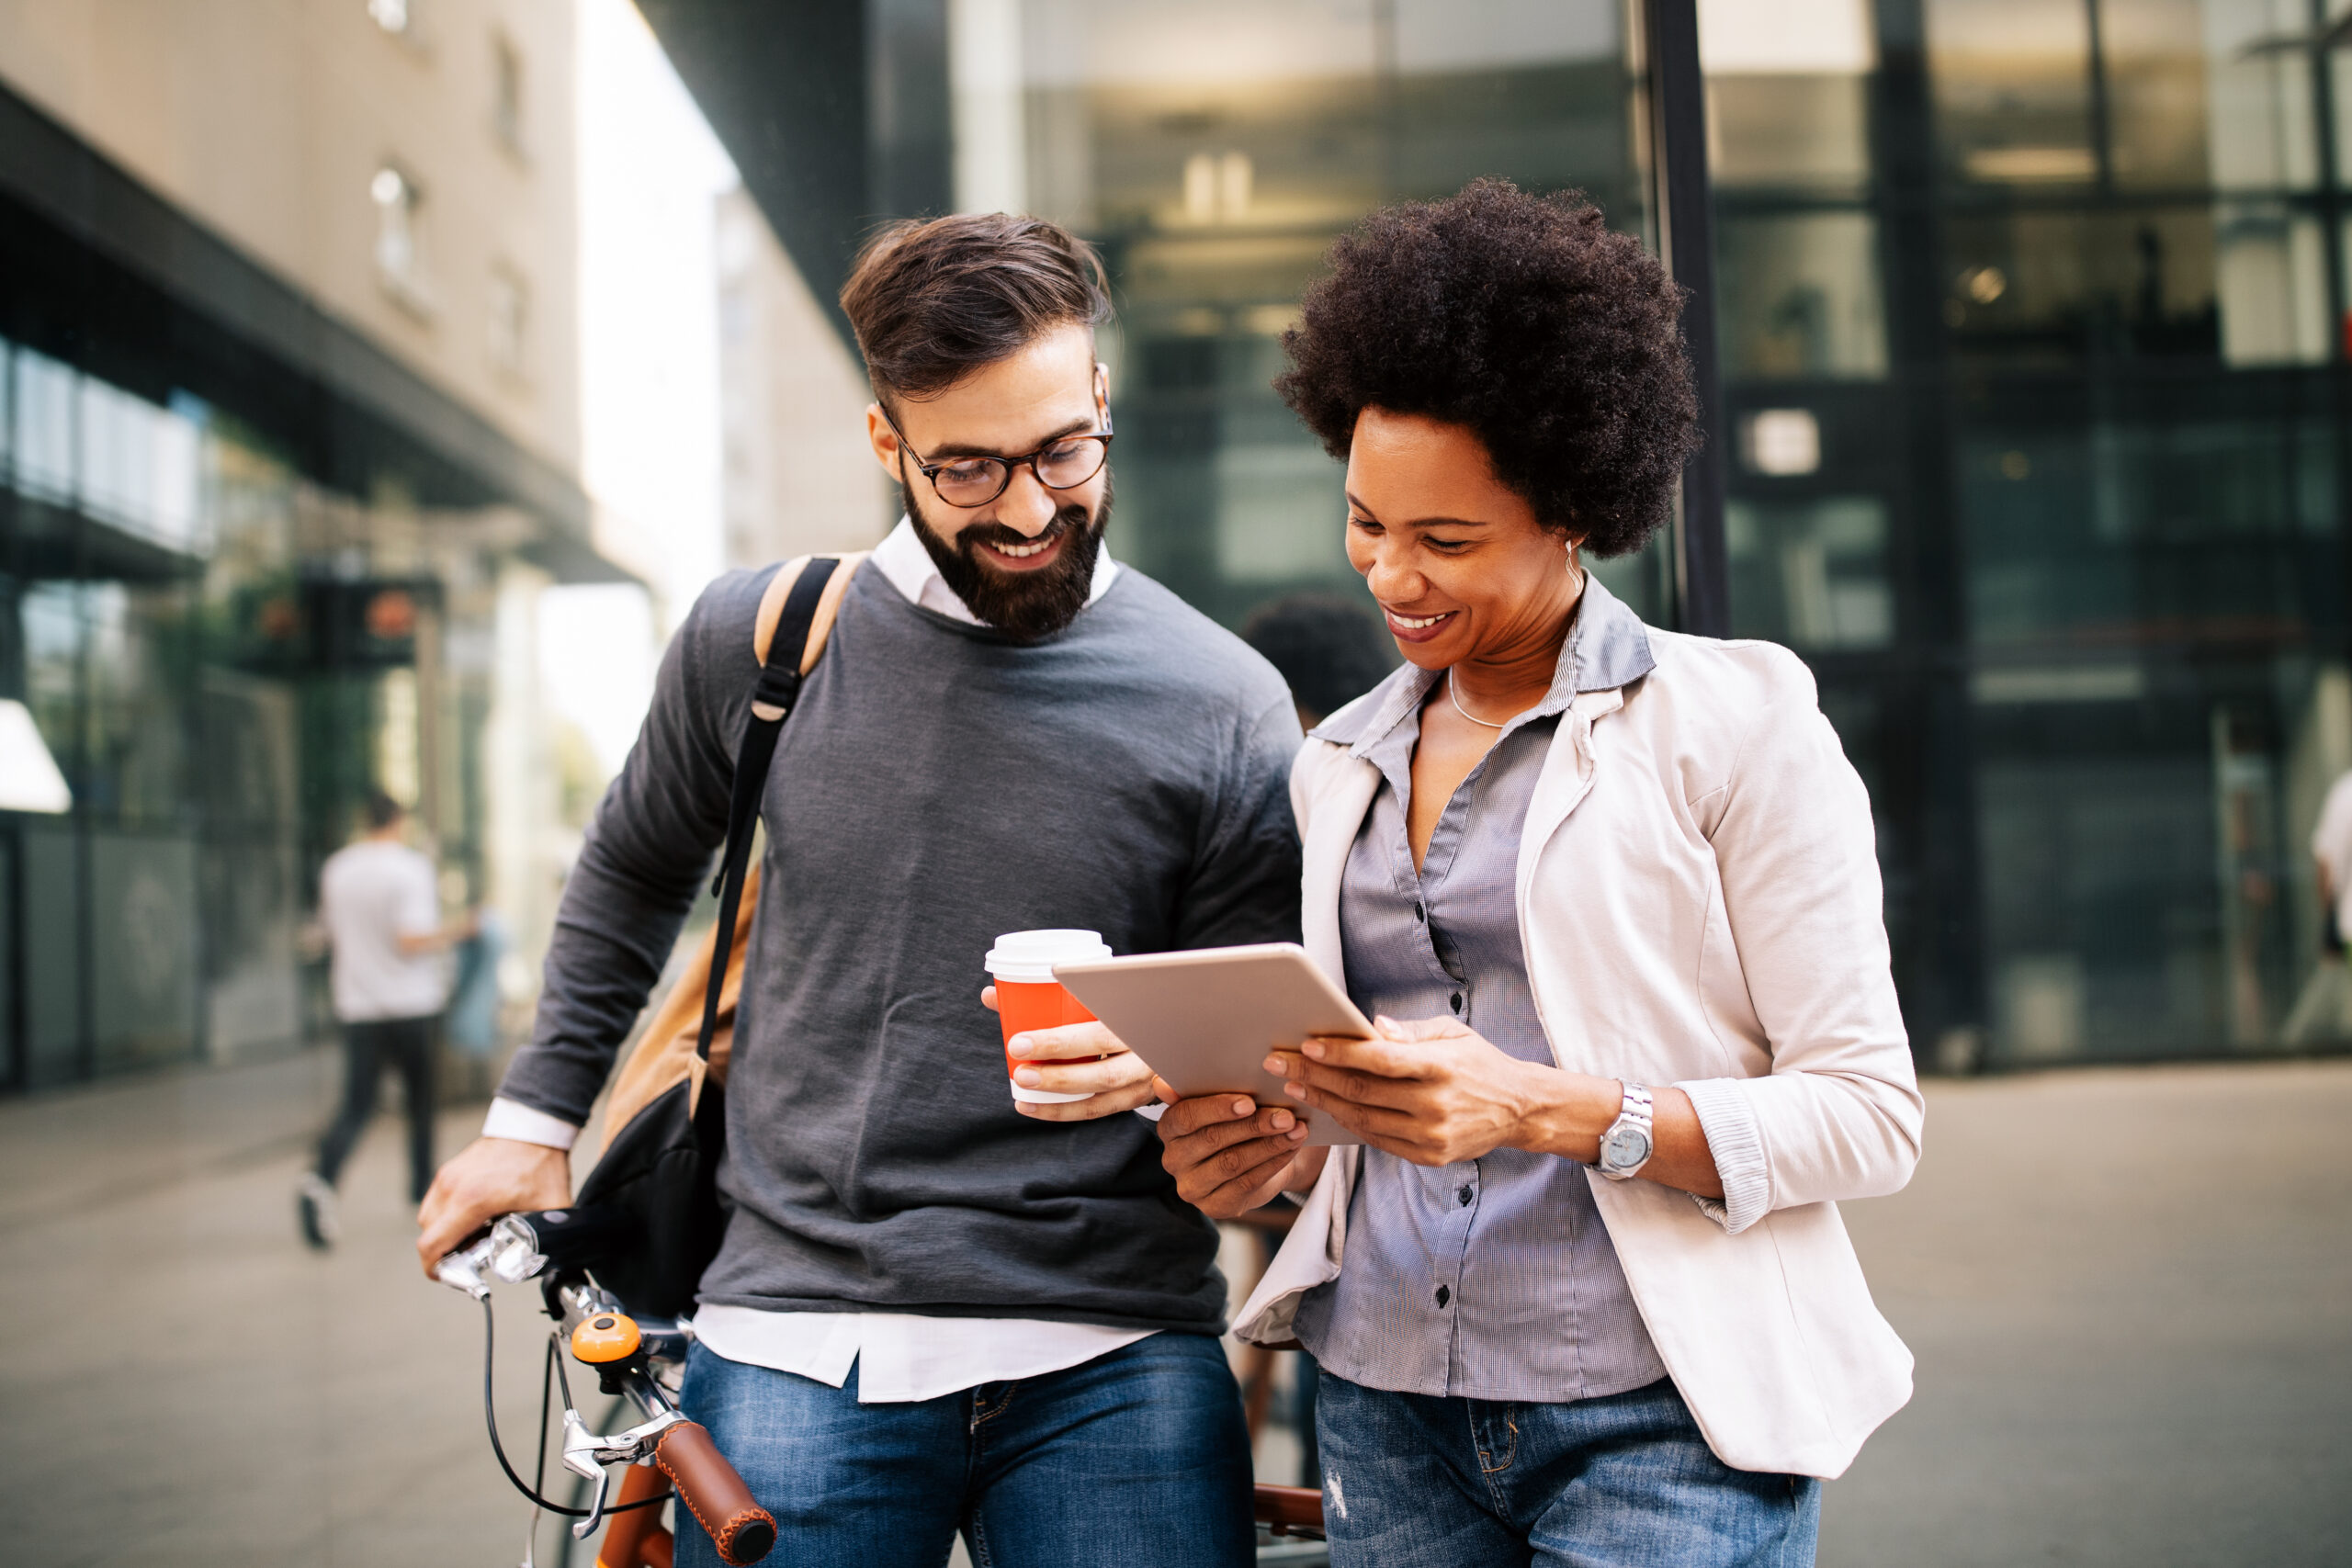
xmin=0 ymin=1055 xmax=2345 ymax=1565
xmin=1822 ymin=1061 xmax=2352 ymax=1567
xmin=0 ymin=1048 xmax=551 ymax=1565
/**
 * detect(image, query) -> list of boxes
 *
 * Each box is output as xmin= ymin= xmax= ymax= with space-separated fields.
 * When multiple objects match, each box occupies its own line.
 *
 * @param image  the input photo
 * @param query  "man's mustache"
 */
xmin=956 ymin=504 xmax=1091 ymax=561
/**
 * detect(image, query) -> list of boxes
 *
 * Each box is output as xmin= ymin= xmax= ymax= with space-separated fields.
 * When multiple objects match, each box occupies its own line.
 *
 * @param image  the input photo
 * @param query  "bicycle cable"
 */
xmin=479 ymin=1294 xmax=668 ymax=1518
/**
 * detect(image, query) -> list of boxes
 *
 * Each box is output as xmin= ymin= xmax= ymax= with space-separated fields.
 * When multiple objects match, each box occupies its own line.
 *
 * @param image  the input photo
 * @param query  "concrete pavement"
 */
xmin=0 ymin=1048 xmax=552 ymax=1565
xmin=1823 ymin=1061 xmax=2352 ymax=1567
xmin=0 ymin=1051 xmax=2345 ymax=1565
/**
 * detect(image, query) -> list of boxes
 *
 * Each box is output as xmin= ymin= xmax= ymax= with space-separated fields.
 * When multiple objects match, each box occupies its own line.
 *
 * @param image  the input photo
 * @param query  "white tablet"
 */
xmin=1053 ymin=942 xmax=1374 ymax=1146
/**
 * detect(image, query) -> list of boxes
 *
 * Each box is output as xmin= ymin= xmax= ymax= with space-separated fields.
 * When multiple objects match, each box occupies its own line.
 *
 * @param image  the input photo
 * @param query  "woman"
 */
xmin=1158 ymin=179 xmax=1922 ymax=1566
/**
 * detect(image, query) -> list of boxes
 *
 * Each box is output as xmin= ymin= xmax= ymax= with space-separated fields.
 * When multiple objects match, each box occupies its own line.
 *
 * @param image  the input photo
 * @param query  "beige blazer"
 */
xmin=1233 ymin=604 xmax=1924 ymax=1481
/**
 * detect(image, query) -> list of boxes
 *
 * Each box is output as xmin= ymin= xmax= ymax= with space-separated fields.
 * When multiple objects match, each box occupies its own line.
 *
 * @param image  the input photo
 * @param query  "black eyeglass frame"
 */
xmin=878 ymin=407 xmax=1115 ymax=509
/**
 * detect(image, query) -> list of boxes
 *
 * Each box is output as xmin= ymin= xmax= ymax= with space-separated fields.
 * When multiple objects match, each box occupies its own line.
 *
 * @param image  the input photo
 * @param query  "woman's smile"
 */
xmin=1382 ymin=605 xmax=1458 ymax=642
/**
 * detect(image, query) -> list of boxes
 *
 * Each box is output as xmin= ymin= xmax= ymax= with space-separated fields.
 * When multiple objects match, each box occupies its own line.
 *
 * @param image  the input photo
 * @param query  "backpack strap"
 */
xmin=695 ymin=553 xmax=865 ymax=1066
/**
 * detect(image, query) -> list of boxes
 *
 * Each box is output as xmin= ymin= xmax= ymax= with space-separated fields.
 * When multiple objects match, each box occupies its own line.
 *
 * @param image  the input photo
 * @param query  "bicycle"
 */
xmin=436 ymin=1207 xmax=1327 ymax=1566
xmin=436 ymin=1208 xmax=775 ymax=1567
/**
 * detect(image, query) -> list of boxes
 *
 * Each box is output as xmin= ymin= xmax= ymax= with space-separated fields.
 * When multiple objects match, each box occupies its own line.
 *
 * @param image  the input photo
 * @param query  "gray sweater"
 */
xmin=502 ymin=563 xmax=1304 ymax=1333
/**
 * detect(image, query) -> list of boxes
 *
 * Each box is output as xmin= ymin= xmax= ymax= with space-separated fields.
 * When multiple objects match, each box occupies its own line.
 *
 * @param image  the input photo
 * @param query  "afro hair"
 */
xmin=1273 ymin=178 xmax=1699 ymax=558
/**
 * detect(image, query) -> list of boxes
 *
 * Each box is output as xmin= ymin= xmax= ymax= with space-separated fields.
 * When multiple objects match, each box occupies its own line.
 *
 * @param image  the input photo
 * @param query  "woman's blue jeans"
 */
xmin=1315 ymin=1371 xmax=1820 ymax=1568
xmin=671 ymin=1332 xmax=1254 ymax=1568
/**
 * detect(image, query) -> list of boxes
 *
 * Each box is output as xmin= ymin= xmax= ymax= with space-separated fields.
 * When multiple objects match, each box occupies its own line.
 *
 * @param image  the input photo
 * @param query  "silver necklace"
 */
xmin=1446 ymin=671 xmax=1507 ymax=729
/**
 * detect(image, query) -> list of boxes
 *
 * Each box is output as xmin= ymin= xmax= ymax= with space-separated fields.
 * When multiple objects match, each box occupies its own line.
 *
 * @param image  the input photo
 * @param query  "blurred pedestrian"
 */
xmin=2285 ymin=767 xmax=2352 ymax=1044
xmin=297 ymin=790 xmax=473 ymax=1249
xmin=1242 ymin=592 xmax=1396 ymax=730
xmin=442 ymin=906 xmax=509 ymax=1100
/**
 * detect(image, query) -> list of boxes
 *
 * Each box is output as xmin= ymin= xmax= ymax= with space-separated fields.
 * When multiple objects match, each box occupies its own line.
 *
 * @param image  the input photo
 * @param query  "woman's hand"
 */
xmin=1277 ymin=1016 xmax=1724 ymax=1194
xmin=981 ymin=985 xmax=1159 ymax=1121
xmin=1273 ymin=1015 xmax=1618 ymax=1167
xmin=1157 ymin=1092 xmax=1329 ymax=1216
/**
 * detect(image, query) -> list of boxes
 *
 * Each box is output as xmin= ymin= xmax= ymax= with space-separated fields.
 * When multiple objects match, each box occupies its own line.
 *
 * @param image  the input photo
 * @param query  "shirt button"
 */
xmin=1434 ymin=1285 xmax=1451 ymax=1308
xmin=1450 ymin=992 xmax=1463 ymax=1014
xmin=1456 ymin=1185 xmax=1473 ymax=1207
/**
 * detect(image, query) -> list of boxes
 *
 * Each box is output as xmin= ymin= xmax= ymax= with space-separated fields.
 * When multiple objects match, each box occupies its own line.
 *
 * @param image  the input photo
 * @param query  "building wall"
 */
xmin=713 ymin=185 xmax=890 ymax=569
xmin=0 ymin=0 xmax=579 ymax=478
xmin=0 ymin=3 xmax=594 ymax=1089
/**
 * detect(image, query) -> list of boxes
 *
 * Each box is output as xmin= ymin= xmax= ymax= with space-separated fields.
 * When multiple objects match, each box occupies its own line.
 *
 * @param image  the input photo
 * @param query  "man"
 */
xmin=417 ymin=214 xmax=1302 ymax=1568
xmin=300 ymin=790 xmax=469 ymax=1249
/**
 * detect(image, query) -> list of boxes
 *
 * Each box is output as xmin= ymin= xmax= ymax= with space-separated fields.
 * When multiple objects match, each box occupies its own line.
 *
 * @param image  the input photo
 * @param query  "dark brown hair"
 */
xmin=364 ymin=790 xmax=403 ymax=830
xmin=839 ymin=213 xmax=1112 ymax=406
xmin=1274 ymin=178 xmax=1698 ymax=558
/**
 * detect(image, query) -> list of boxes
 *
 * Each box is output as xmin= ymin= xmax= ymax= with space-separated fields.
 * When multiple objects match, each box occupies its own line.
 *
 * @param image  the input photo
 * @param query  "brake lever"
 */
xmin=560 ymin=1400 xmax=688 ymax=1540
xmin=560 ymin=1419 xmax=616 ymax=1541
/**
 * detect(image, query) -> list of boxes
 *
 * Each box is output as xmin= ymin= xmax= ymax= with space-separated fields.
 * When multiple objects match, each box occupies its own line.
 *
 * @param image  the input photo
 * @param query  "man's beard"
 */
xmin=904 ymin=471 xmax=1111 ymax=642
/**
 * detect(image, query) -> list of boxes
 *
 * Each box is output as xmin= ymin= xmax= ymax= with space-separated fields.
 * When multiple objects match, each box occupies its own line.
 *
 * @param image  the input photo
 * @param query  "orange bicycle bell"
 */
xmin=571 ymin=1312 xmax=643 ymax=1367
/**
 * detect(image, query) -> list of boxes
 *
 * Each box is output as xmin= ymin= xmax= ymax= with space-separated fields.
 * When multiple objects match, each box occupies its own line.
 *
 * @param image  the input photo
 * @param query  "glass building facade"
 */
xmin=651 ymin=0 xmax=2352 ymax=1069
xmin=0 ymin=65 xmax=615 ymax=1092
xmin=1706 ymin=0 xmax=2347 ymax=1069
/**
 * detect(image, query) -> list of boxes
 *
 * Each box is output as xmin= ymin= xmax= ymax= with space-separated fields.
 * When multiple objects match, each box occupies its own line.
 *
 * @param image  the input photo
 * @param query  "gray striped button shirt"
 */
xmin=1291 ymin=579 xmax=1668 ymax=1402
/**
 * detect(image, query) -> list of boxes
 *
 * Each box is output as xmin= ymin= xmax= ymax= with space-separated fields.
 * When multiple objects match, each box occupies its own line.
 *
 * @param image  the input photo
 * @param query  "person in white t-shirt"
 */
xmin=298 ymin=791 xmax=472 ymax=1249
xmin=2287 ymin=769 xmax=2352 ymax=1044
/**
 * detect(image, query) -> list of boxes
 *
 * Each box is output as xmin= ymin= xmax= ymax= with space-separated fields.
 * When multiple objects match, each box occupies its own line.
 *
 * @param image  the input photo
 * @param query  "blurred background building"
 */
xmin=0 ymin=0 xmax=628 ymax=1089
xmin=642 ymin=0 xmax=2352 ymax=1074
xmin=714 ymin=183 xmax=891 ymax=569
xmin=3 ymin=0 xmax=2348 ymax=1094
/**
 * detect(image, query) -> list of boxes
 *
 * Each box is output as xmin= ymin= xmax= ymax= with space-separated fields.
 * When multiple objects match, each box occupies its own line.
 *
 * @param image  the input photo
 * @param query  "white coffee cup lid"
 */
xmin=986 ymin=929 xmax=1112 ymax=984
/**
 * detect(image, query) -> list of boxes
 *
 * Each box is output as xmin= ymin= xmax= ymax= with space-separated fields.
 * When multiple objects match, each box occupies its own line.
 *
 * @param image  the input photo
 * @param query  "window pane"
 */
xmin=1726 ymin=495 xmax=1894 ymax=649
xmin=1942 ymin=206 xmax=2222 ymax=362
xmin=91 ymin=829 xmax=198 ymax=1070
xmin=1700 ymin=0 xmax=1874 ymax=192
xmin=2100 ymin=0 xmax=2211 ymax=188
xmin=1716 ymin=213 xmax=1888 ymax=379
xmin=2204 ymin=0 xmax=2318 ymax=191
xmin=2216 ymin=202 xmax=2329 ymax=366
xmin=1962 ymin=418 xmax=2337 ymax=649
xmin=21 ymin=818 xmax=80 ymax=1085
xmin=1926 ymin=0 xmax=2096 ymax=187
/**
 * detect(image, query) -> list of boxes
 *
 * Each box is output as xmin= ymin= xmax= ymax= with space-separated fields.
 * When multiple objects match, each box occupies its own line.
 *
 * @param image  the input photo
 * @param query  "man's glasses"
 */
xmin=881 ymin=408 xmax=1114 ymax=509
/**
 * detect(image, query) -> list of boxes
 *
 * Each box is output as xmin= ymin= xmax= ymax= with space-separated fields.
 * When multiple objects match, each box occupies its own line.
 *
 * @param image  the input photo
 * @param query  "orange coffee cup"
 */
xmin=985 ymin=930 xmax=1113 ymax=1104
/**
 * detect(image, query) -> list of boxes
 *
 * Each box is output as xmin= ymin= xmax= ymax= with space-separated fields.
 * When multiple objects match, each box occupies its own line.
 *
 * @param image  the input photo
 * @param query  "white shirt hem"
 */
xmin=692 ymin=1304 xmax=1156 ymax=1403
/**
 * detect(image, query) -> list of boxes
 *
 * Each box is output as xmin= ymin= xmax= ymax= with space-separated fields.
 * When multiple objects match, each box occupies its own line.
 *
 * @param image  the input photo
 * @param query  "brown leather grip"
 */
xmin=653 ymin=1421 xmax=777 ymax=1565
xmin=1253 ymin=1483 xmax=1327 ymax=1535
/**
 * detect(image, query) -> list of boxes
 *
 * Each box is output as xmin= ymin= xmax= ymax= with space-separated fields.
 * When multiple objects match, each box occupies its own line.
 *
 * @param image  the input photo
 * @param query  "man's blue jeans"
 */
xmin=672 ymin=1333 xmax=1255 ymax=1568
xmin=1315 ymin=1371 xmax=1820 ymax=1568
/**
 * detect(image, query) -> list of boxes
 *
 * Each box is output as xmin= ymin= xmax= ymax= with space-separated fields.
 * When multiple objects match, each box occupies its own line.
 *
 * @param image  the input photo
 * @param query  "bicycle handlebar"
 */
xmin=653 ymin=1420 xmax=777 ymax=1566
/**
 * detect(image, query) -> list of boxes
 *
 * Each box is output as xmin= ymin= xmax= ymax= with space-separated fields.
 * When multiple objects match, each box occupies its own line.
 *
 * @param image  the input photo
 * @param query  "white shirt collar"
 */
xmin=870 ymin=515 xmax=1118 ymax=628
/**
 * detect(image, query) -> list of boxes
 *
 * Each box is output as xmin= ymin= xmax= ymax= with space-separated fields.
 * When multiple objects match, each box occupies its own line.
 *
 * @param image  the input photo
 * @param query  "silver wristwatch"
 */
xmin=1597 ymin=1082 xmax=1655 ymax=1180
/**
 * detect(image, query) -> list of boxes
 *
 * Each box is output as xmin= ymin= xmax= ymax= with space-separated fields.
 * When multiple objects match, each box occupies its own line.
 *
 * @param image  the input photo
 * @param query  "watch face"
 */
xmin=1602 ymin=1126 xmax=1652 ymax=1169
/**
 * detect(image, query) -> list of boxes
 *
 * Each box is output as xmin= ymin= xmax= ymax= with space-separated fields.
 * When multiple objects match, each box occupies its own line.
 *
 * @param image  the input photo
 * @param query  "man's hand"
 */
xmin=981 ymin=985 xmax=1159 ymax=1122
xmin=415 ymin=1136 xmax=572 ymax=1277
xmin=1157 ymin=1093 xmax=1326 ymax=1217
xmin=1272 ymin=1015 xmax=1610 ymax=1168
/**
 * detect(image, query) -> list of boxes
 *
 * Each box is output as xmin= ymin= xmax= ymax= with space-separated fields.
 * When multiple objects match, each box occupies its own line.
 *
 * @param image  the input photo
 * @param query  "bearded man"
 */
xmin=416 ymin=215 xmax=1301 ymax=1567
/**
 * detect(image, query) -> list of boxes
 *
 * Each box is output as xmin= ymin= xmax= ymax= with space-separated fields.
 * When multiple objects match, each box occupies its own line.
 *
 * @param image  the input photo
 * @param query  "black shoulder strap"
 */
xmin=695 ymin=557 xmax=842 ymax=1066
